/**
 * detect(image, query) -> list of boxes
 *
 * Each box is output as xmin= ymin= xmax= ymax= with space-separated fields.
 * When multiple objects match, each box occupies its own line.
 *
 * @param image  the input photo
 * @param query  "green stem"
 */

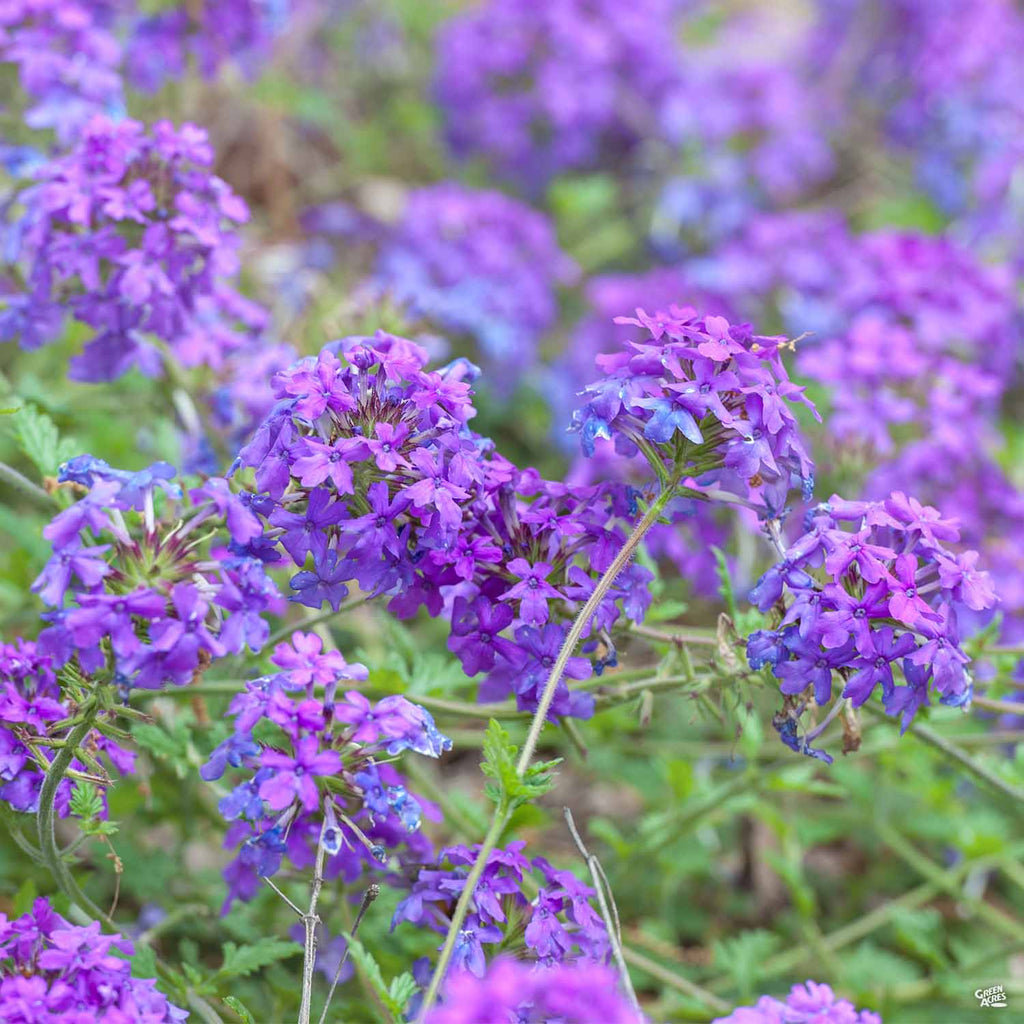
xmin=0 ymin=459 xmax=57 ymax=509
xmin=36 ymin=703 xmax=116 ymax=927
xmin=516 ymin=486 xmax=676 ymax=775
xmin=417 ymin=805 xmax=511 ymax=1017
xmin=972 ymin=695 xmax=1024 ymax=716
xmin=418 ymin=485 xmax=676 ymax=1020
xmin=864 ymin=704 xmax=1024 ymax=807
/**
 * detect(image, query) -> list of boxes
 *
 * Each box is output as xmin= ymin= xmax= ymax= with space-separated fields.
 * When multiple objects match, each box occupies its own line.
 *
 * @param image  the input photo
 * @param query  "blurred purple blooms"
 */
xmin=0 ymin=897 xmax=187 ymax=1022
xmin=714 ymin=980 xmax=881 ymax=1024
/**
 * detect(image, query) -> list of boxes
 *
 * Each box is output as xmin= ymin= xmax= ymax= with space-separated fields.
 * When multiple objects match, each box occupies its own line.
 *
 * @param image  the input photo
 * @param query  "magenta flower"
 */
xmin=500 ymin=558 xmax=561 ymax=626
xmin=258 ymin=736 xmax=341 ymax=812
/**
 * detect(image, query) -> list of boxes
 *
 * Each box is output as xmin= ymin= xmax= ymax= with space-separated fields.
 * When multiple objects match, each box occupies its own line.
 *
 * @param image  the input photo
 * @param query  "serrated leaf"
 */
xmin=12 ymin=878 xmax=36 ymax=917
xmin=711 ymin=546 xmax=737 ymax=620
xmin=480 ymin=719 xmax=559 ymax=811
xmin=223 ymin=996 xmax=256 ymax=1024
xmin=215 ymin=938 xmax=298 ymax=980
xmin=387 ymin=972 xmax=418 ymax=1014
xmin=130 ymin=943 xmax=158 ymax=981
xmin=342 ymin=932 xmax=410 ymax=1016
xmin=69 ymin=781 xmax=105 ymax=821
xmin=11 ymin=403 xmax=76 ymax=477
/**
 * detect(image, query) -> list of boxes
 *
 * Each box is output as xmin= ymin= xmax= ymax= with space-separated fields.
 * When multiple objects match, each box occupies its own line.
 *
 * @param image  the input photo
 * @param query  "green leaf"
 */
xmin=223 ymin=996 xmax=257 ymax=1024
xmin=130 ymin=943 xmax=159 ymax=982
xmin=711 ymin=546 xmax=737 ymax=620
xmin=712 ymin=929 xmax=780 ymax=999
xmin=10 ymin=403 xmax=77 ymax=477
xmin=215 ymin=938 xmax=298 ymax=980
xmin=480 ymin=719 xmax=560 ymax=811
xmin=69 ymin=781 xmax=105 ymax=821
xmin=388 ymin=972 xmax=419 ymax=1014
xmin=342 ymin=932 xmax=412 ymax=1017
xmin=12 ymin=878 xmax=37 ymax=917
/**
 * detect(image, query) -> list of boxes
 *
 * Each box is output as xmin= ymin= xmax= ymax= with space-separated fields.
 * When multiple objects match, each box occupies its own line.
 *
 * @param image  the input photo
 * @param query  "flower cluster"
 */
xmin=0 ymin=1 xmax=124 ymax=145
xmin=393 ymin=842 xmax=608 ymax=976
xmin=807 ymin=0 xmax=1024 ymax=264
xmin=123 ymin=0 xmax=289 ymax=94
xmin=1 ymin=116 xmax=260 ymax=382
xmin=236 ymin=332 xmax=654 ymax=718
xmin=714 ymin=980 xmax=881 ymax=1024
xmin=200 ymin=631 xmax=449 ymax=910
xmin=33 ymin=455 xmax=279 ymax=691
xmin=0 ymin=896 xmax=187 ymax=1023
xmin=573 ymin=307 xmax=817 ymax=516
xmin=423 ymin=957 xmax=642 ymax=1024
xmin=747 ymin=492 xmax=996 ymax=758
xmin=373 ymin=184 xmax=576 ymax=374
xmin=0 ymin=637 xmax=134 ymax=814
xmin=433 ymin=0 xmax=684 ymax=189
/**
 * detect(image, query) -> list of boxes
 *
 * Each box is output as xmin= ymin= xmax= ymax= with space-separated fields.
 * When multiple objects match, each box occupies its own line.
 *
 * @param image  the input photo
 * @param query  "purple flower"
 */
xmin=270 ymin=488 xmax=348 ymax=566
xmin=500 ymin=558 xmax=561 ymax=626
xmin=713 ymin=979 xmax=881 ymax=1024
xmin=448 ymin=597 xmax=521 ymax=676
xmin=259 ymin=736 xmax=342 ymax=812
xmin=776 ymin=634 xmax=856 ymax=705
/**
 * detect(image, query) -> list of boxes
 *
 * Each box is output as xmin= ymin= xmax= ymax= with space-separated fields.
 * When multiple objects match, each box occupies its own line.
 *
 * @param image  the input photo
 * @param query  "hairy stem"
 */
xmin=36 ymin=703 xmax=116 ymax=927
xmin=0 ymin=459 xmax=57 ymax=508
xmin=418 ymin=805 xmax=511 ymax=1018
xmin=516 ymin=486 xmax=675 ymax=774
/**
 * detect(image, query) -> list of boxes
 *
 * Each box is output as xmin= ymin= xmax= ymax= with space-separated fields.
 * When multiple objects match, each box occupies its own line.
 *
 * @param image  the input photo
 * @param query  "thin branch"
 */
xmin=563 ymin=807 xmax=640 ymax=1013
xmin=317 ymin=884 xmax=380 ymax=1024
xmin=266 ymin=595 xmax=370 ymax=648
xmin=298 ymin=820 xmax=329 ymax=1024
xmin=263 ymin=877 xmax=303 ymax=917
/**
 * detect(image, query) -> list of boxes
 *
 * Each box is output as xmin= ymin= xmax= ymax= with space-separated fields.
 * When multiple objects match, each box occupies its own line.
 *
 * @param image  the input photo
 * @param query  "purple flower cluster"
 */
xmin=424 ymin=957 xmax=642 ymax=1024
xmin=434 ymin=0 xmax=684 ymax=189
xmin=200 ymin=631 xmax=448 ymax=911
xmin=235 ymin=332 xmax=654 ymax=718
xmin=0 ymin=897 xmax=187 ymax=1023
xmin=1 ymin=115 xmax=261 ymax=382
xmin=573 ymin=307 xmax=817 ymax=516
xmin=714 ymin=980 xmax=881 ymax=1024
xmin=808 ymin=0 xmax=1024 ymax=263
xmin=653 ymin=7 xmax=833 ymax=246
xmin=0 ymin=637 xmax=134 ymax=815
xmin=0 ymin=1 xmax=124 ymax=145
xmin=393 ymin=842 xmax=608 ymax=976
xmin=747 ymin=492 xmax=996 ymax=757
xmin=33 ymin=455 xmax=280 ymax=691
xmin=372 ymin=184 xmax=576 ymax=374
xmin=123 ymin=1 xmax=289 ymax=94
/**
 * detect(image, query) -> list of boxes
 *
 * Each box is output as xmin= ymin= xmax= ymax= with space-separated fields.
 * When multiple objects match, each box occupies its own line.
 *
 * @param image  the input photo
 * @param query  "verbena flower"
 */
xmin=713 ymin=980 xmax=881 ymax=1024
xmin=372 ymin=183 xmax=576 ymax=374
xmin=393 ymin=843 xmax=609 ymax=976
xmin=0 ymin=896 xmax=187 ymax=1022
xmin=0 ymin=637 xmax=133 ymax=815
xmin=234 ymin=332 xmax=655 ymax=719
xmin=1 ymin=115 xmax=261 ymax=382
xmin=0 ymin=1 xmax=124 ymax=144
xmin=123 ymin=0 xmax=289 ymax=94
xmin=433 ymin=0 xmax=684 ymax=189
xmin=422 ymin=956 xmax=643 ymax=1024
xmin=572 ymin=306 xmax=817 ymax=516
xmin=33 ymin=455 xmax=279 ymax=691
xmin=747 ymin=491 xmax=996 ymax=757
xmin=202 ymin=631 xmax=449 ymax=911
